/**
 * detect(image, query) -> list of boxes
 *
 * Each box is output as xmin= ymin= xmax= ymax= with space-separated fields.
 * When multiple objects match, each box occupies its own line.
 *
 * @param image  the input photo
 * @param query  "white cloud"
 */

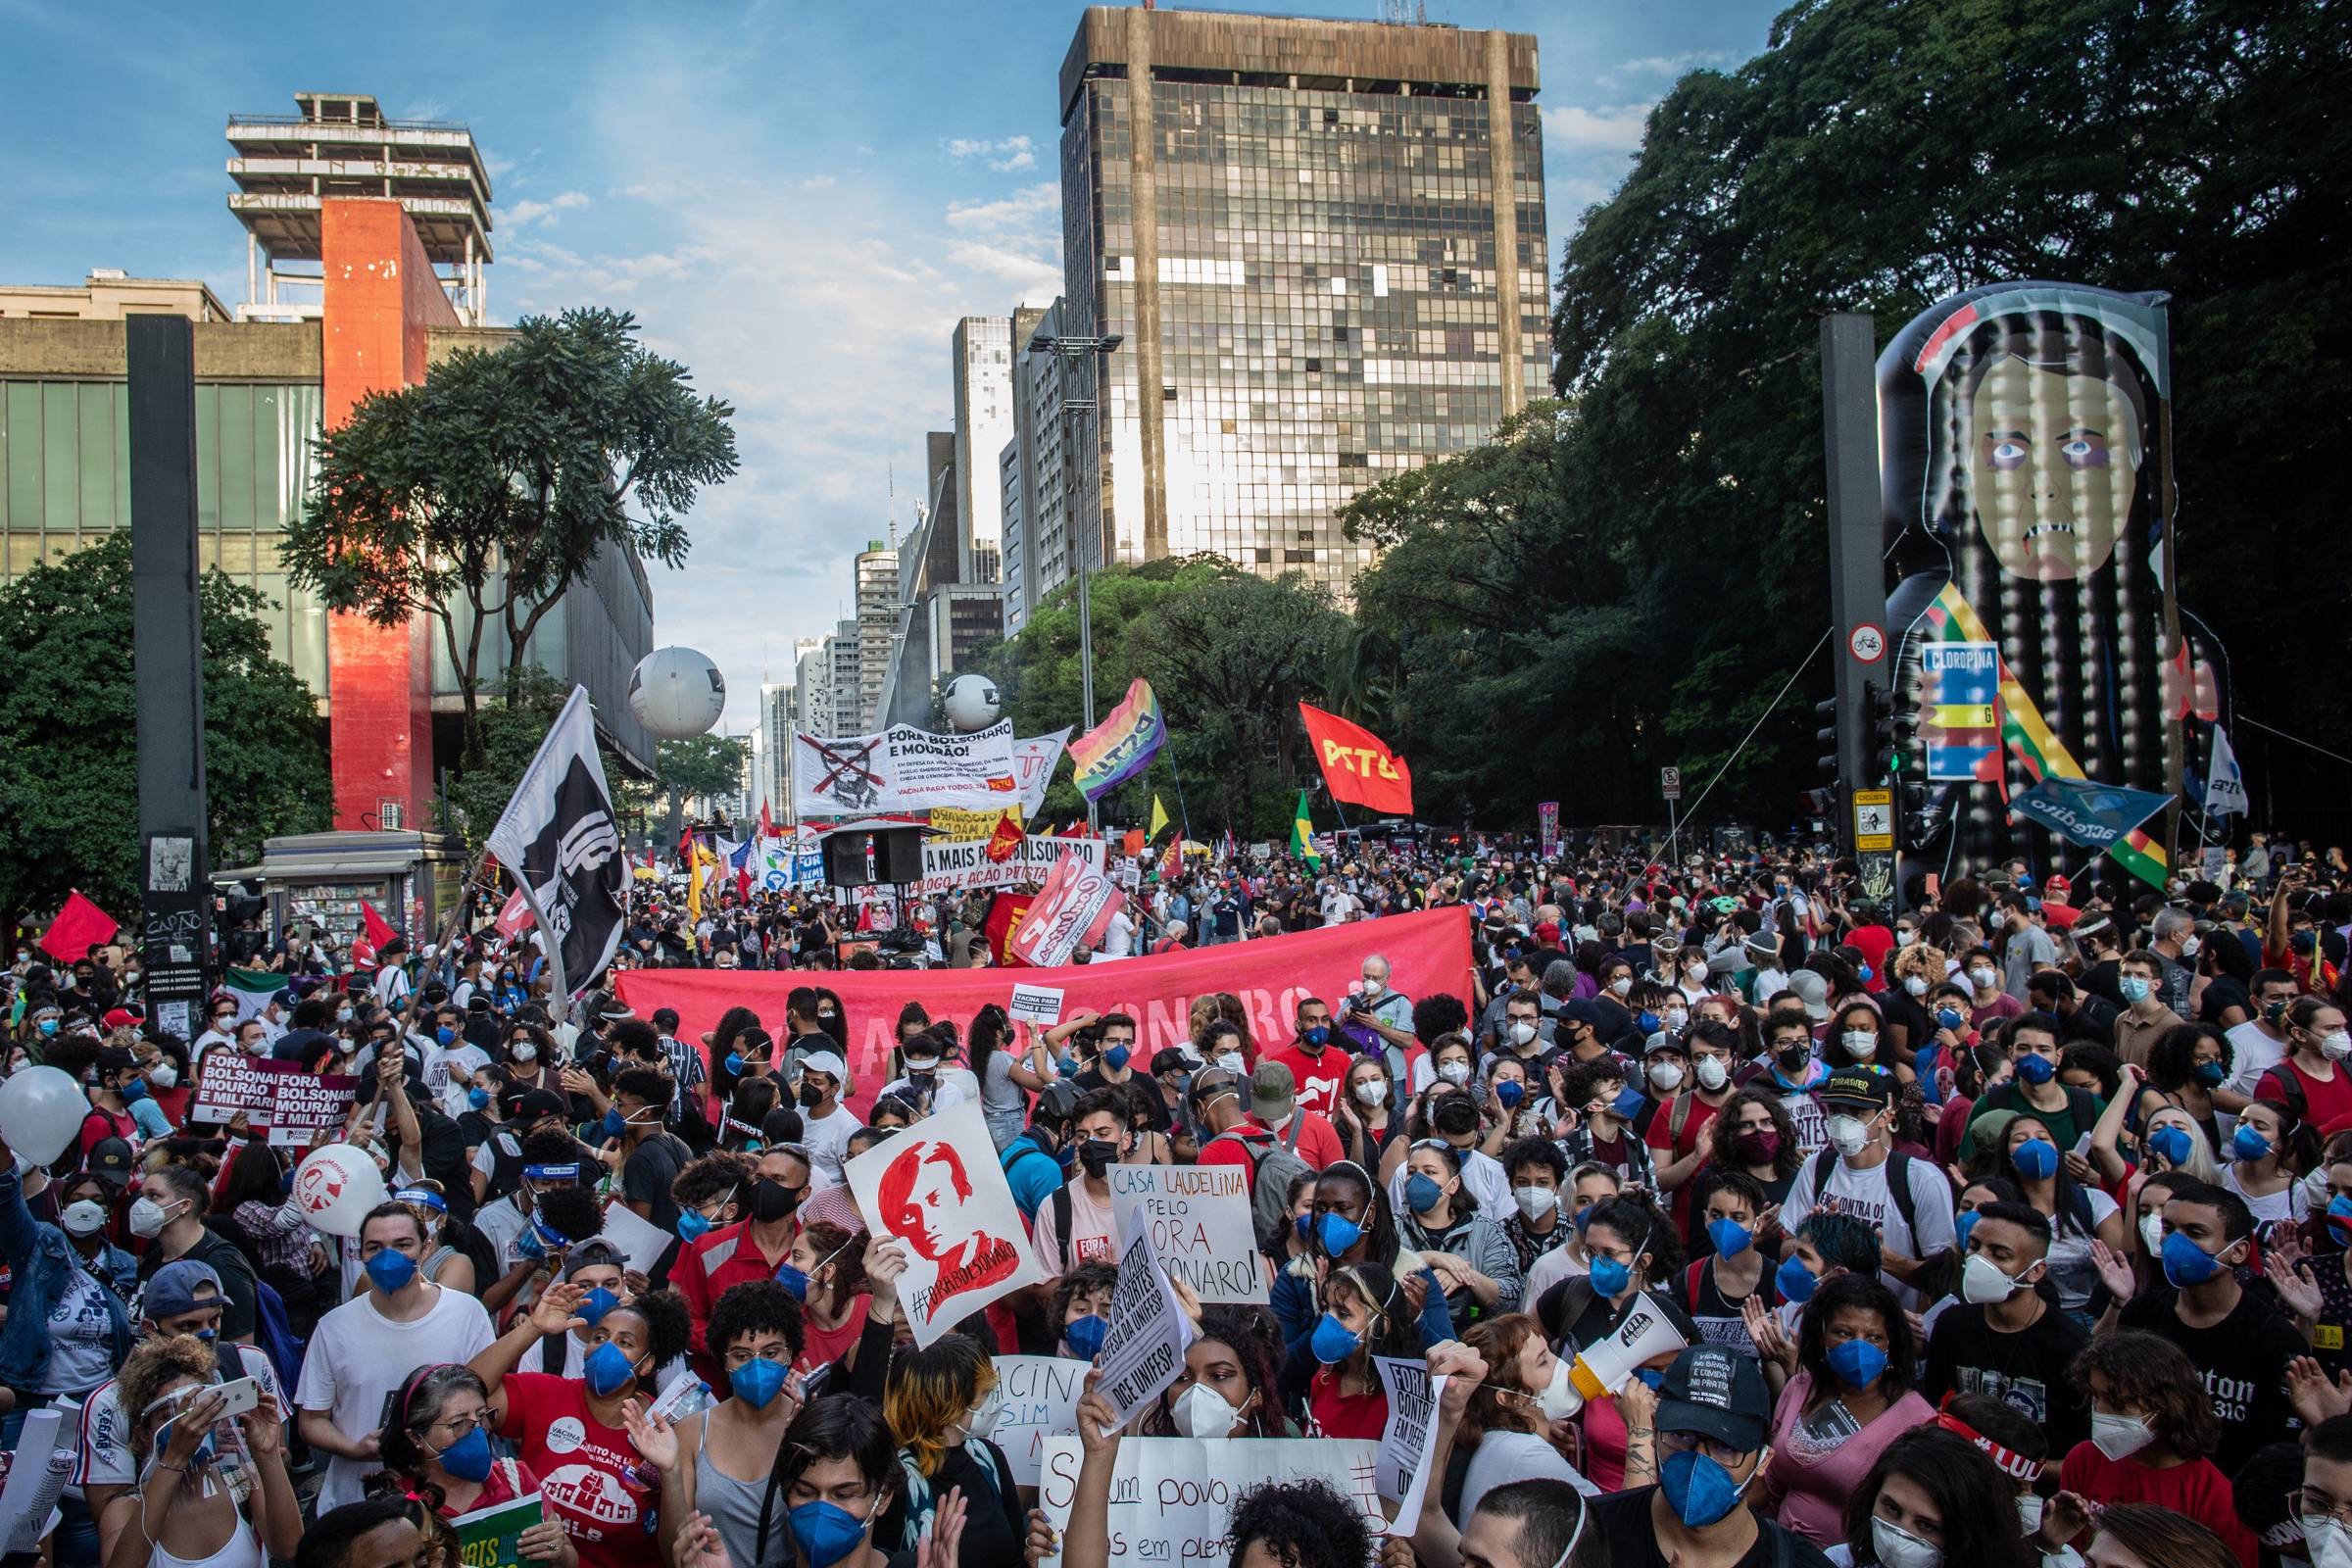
xmin=802 ymin=174 xmax=835 ymax=189
xmin=1542 ymin=104 xmax=1652 ymax=156
xmin=503 ymin=189 xmax=591 ymax=229
xmin=946 ymin=182 xmax=1058 ymax=231
xmin=947 ymin=240 xmax=1062 ymax=296
xmin=944 ymin=134 xmax=1034 ymax=172
xmin=1615 ymin=51 xmax=1731 ymax=78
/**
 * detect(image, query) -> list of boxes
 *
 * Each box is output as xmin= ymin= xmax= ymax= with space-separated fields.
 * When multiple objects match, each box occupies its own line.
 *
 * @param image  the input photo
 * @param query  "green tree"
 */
xmin=0 ymin=533 xmax=330 ymax=920
xmin=657 ymin=733 xmax=749 ymax=810
xmin=283 ymin=308 xmax=738 ymax=761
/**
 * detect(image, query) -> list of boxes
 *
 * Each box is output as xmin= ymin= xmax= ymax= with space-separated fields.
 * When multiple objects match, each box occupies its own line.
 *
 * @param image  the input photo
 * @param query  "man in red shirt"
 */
xmin=1846 ymin=899 xmax=1896 ymax=994
xmin=1243 ymin=1061 xmax=1342 ymax=1168
xmin=669 ymin=1144 xmax=811 ymax=1380
xmin=1193 ymin=1063 xmax=1340 ymax=1197
xmin=1261 ymin=997 xmax=1348 ymax=1120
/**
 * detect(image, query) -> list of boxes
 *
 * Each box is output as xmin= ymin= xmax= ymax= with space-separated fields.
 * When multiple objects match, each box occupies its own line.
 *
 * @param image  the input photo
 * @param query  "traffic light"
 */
xmin=1815 ymin=697 xmax=1840 ymax=783
xmin=1900 ymin=780 xmax=1940 ymax=849
xmin=1865 ymin=684 xmax=1915 ymax=784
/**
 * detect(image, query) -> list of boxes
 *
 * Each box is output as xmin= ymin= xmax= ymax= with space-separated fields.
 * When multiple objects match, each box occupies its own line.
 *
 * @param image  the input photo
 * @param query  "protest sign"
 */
xmin=1008 ymin=850 xmax=1125 ymax=967
xmin=794 ymin=721 xmax=1018 ymax=817
xmin=0 ymin=1407 xmax=71 ymax=1556
xmin=1008 ymin=984 xmax=1064 ymax=1027
xmin=1372 ymin=1357 xmax=1448 ymax=1530
xmin=918 ymin=833 xmax=1104 ymax=894
xmin=1093 ymin=1212 xmax=1199 ymax=1428
xmin=615 ymin=906 xmax=1475 ymax=1116
xmin=1037 ymin=1438 xmax=1383 ymax=1568
xmin=451 ymin=1492 xmax=544 ymax=1568
xmin=845 ymin=1100 xmax=1043 ymax=1348
xmin=1106 ymin=1164 xmax=1269 ymax=1304
xmin=930 ymin=805 xmax=1022 ymax=842
xmin=191 ymin=1054 xmax=360 ymax=1147
xmin=596 ymin=1200 xmax=675 ymax=1279
xmin=989 ymin=1354 xmax=1088 ymax=1487
xmin=1013 ymin=729 xmax=1071 ymax=819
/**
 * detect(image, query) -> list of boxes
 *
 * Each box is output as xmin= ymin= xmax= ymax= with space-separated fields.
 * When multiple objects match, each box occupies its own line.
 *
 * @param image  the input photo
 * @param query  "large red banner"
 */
xmin=613 ymin=906 xmax=1473 ymax=1103
xmin=1298 ymin=703 xmax=1414 ymax=816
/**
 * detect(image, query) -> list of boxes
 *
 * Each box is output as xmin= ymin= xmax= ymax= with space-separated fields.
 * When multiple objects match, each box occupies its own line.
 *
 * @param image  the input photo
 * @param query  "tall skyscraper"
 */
xmin=1056 ymin=8 xmax=1546 ymax=594
xmin=854 ymin=542 xmax=899 ymax=730
xmin=1002 ymin=301 xmax=1055 ymax=633
xmin=953 ymin=318 xmax=1015 ymax=586
xmin=826 ymin=619 xmax=859 ymax=734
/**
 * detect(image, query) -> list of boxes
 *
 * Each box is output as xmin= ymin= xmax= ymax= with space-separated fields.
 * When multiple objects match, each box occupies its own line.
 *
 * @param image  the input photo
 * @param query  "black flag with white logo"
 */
xmin=487 ymin=685 xmax=627 ymax=1004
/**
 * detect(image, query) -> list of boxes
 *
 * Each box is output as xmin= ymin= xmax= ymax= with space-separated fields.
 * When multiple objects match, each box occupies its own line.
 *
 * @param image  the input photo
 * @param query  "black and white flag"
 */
xmin=486 ymin=685 xmax=626 ymax=1005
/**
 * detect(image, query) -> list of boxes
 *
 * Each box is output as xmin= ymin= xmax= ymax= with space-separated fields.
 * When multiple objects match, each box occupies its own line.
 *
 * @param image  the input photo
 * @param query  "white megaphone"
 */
xmin=1550 ymin=1301 xmax=1690 ymax=1419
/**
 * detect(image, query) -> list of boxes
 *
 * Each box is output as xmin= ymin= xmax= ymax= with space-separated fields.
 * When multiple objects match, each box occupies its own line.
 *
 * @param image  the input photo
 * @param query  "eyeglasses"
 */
xmin=2303 ymin=1490 xmax=2352 ymax=1529
xmin=1657 ymin=1428 xmax=1750 ymax=1467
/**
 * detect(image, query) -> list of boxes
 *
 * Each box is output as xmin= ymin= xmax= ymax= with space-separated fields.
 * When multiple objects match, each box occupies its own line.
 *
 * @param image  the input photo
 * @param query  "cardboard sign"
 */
xmin=1106 ymin=1164 xmax=1269 ymax=1304
xmin=191 ymin=1054 xmax=360 ymax=1147
xmin=1008 ymin=984 xmax=1065 ymax=1027
xmin=988 ymin=1354 xmax=1089 ymax=1487
xmin=845 ymin=1100 xmax=1044 ymax=1348
xmin=1093 ymin=1210 xmax=1199 ymax=1428
xmin=452 ymin=1491 xmax=544 ymax=1568
xmin=1372 ymin=1357 xmax=1449 ymax=1529
xmin=1036 ymin=1438 xmax=1384 ymax=1568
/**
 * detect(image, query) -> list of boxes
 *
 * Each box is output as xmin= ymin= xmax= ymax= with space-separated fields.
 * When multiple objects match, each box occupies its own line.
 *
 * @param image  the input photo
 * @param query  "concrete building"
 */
xmin=826 ymin=617 xmax=861 ymax=735
xmin=1003 ymin=300 xmax=1066 ymax=632
xmin=879 ymin=428 xmax=1008 ymax=726
xmin=226 ymin=92 xmax=492 ymax=325
xmin=0 ymin=93 xmax=652 ymax=838
xmin=1055 ymin=8 xmax=1546 ymax=594
xmin=952 ymin=317 xmax=1014 ymax=586
xmin=853 ymin=541 xmax=899 ymax=731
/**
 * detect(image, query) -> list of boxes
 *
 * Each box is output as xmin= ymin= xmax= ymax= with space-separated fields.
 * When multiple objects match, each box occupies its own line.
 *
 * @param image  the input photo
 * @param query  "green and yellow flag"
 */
xmin=1292 ymin=791 xmax=1322 ymax=869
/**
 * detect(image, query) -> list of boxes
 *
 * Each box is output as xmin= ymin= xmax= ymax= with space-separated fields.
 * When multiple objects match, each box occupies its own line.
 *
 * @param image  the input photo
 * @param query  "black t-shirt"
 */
xmin=1535 ymin=1279 xmax=1698 ymax=1357
xmin=2119 ymin=1284 xmax=2305 ymax=1475
xmin=1921 ymin=1297 xmax=2093 ymax=1455
xmin=1878 ymin=990 xmax=1932 ymax=1055
xmin=1586 ymin=1487 xmax=1836 ymax=1568
xmin=620 ymin=1132 xmax=687 ymax=1276
xmin=141 ymin=1226 xmax=260 ymax=1342
xmin=2198 ymin=974 xmax=2253 ymax=1029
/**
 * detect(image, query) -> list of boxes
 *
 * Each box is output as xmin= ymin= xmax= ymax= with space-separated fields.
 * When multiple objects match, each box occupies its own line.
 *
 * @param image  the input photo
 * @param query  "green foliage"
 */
xmin=283 ymin=308 xmax=738 ymax=760
xmin=435 ymin=665 xmax=570 ymax=850
xmin=656 ymin=733 xmax=749 ymax=806
xmin=0 ymin=533 xmax=330 ymax=920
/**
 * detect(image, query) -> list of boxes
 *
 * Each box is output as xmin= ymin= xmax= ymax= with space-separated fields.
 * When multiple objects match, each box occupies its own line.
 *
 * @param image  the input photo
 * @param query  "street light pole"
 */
xmin=1026 ymin=328 xmax=1122 ymax=831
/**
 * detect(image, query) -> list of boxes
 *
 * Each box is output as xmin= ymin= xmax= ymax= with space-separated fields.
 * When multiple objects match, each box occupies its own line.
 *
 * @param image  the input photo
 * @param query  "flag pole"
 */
xmin=1163 ymin=754 xmax=1196 ymax=848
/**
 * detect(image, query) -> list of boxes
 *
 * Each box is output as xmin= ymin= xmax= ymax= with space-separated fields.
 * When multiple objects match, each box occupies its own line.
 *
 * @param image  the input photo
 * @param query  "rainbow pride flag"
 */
xmin=1071 ymin=678 xmax=1168 ymax=803
xmin=1927 ymin=582 xmax=2170 ymax=887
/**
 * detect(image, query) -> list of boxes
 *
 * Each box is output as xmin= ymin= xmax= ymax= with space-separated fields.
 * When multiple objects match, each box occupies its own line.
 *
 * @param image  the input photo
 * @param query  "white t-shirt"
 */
xmin=2223 ymin=1162 xmax=2308 ymax=1233
xmin=800 ymin=1103 xmax=864 ymax=1184
xmin=1101 ymin=909 xmax=1136 ymax=957
xmin=73 ymin=1344 xmax=283 ymax=1493
xmin=2042 ymin=1188 xmax=2123 ymax=1311
xmin=1032 ymin=1178 xmax=1121 ymax=1275
xmin=295 ymin=1285 xmax=496 ymax=1511
xmin=1778 ymin=1151 xmax=1957 ymax=1308
xmin=1458 ymin=1431 xmax=1600 ymax=1521
xmin=43 ymin=1270 xmax=118 ymax=1396
xmin=1386 ymin=1148 xmax=1513 ymax=1225
xmin=2225 ymin=1021 xmax=2289 ymax=1103
xmin=1523 ymin=1241 xmax=1591 ymax=1303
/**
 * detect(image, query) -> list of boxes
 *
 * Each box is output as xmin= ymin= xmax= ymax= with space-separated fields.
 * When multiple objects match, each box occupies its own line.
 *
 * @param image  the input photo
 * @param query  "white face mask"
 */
xmin=127 ymin=1196 xmax=177 ymax=1239
xmin=2307 ymin=1167 xmax=2334 ymax=1206
xmin=1170 ymin=1380 xmax=1244 ymax=1439
xmin=2139 ymin=1213 xmax=2165 ymax=1255
xmin=1826 ymin=1113 xmax=1872 ymax=1159
xmin=1970 ymin=967 xmax=1997 ymax=991
xmin=149 ymin=1062 xmax=177 ymax=1090
xmin=2181 ymin=934 xmax=2202 ymax=957
xmin=1693 ymin=1055 xmax=1729 ymax=1091
xmin=1530 ymin=1354 xmax=1580 ymax=1421
xmin=1842 ymin=1029 xmax=1879 ymax=1059
xmin=1438 ymin=1060 xmax=1471 ymax=1087
xmin=1508 ymin=1021 xmax=1540 ymax=1047
xmin=1647 ymin=1059 xmax=1685 ymax=1092
xmin=1662 ymin=1007 xmax=1690 ymax=1032
xmin=62 ymin=1200 xmax=108 ymax=1238
xmin=1902 ymin=974 xmax=1930 ymax=997
xmin=1961 ymin=1252 xmax=2031 ymax=1305
xmin=2090 ymin=1409 xmax=2157 ymax=1461
xmin=1608 ymin=977 xmax=1633 ymax=998
xmin=1870 ymin=1516 xmax=1942 ymax=1568
xmin=2324 ymin=1031 xmax=2352 ymax=1061
xmin=1513 ymin=1185 xmax=1558 ymax=1223
xmin=1217 ymin=1052 xmax=1247 ymax=1077
xmin=959 ymin=1386 xmax=1005 ymax=1441
xmin=1353 ymin=1079 xmax=1388 ymax=1108
xmin=2305 ymin=1515 xmax=2352 ymax=1568
xmin=2015 ymin=1494 xmax=2043 ymax=1535
xmin=514 ymin=1042 xmax=539 ymax=1063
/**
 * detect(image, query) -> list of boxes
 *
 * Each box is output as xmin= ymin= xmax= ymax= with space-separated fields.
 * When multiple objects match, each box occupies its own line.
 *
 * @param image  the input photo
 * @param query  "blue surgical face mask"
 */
xmin=788 ymin=1498 xmax=873 ymax=1568
xmin=2232 ymin=1124 xmax=2274 ymax=1164
xmin=365 ymin=1248 xmax=418 ymax=1296
xmin=2147 ymin=1125 xmax=2195 ymax=1168
xmin=1495 ymin=1080 xmax=1526 ymax=1110
xmin=724 ymin=1053 xmax=746 ymax=1075
xmin=729 ymin=1356 xmax=787 ymax=1409
xmin=1706 ymin=1217 xmax=1753 ymax=1259
xmin=2161 ymin=1228 xmax=2231 ymax=1289
xmin=1102 ymin=1045 xmax=1132 ymax=1071
xmin=1827 ymin=1338 xmax=1888 ymax=1389
xmin=436 ymin=1026 xmax=457 ymax=1047
xmin=434 ymin=1423 xmax=494 ymax=1483
xmin=1661 ymin=1446 xmax=1746 ymax=1528
xmin=601 ymin=1107 xmax=626 ymax=1141
xmin=1935 ymin=1006 xmax=1966 ymax=1032
xmin=1302 ymin=1026 xmax=1330 ymax=1048
xmin=2193 ymin=1060 xmax=2228 ymax=1088
xmin=1637 ymin=1010 xmax=1660 ymax=1035
xmin=1315 ymin=1211 xmax=1364 ymax=1258
xmin=2119 ymin=976 xmax=2151 ymax=1004
xmin=1776 ymin=1254 xmax=1820 ymax=1304
xmin=776 ymin=1263 xmax=811 ymax=1300
xmin=1310 ymin=1311 xmax=1363 ymax=1365
xmin=2014 ymin=1053 xmax=2055 ymax=1086
xmin=1588 ymin=1253 xmax=1634 ymax=1299
xmin=1953 ymin=1208 xmax=1981 ymax=1253
xmin=677 ymin=1208 xmax=713 ymax=1243
xmin=467 ymin=1087 xmax=491 ymax=1110
xmin=121 ymin=1077 xmax=149 ymax=1103
xmin=2011 ymin=1138 xmax=2059 ymax=1181
xmin=583 ymin=1340 xmax=640 ymax=1397
xmin=577 ymin=1286 xmax=619 ymax=1326
xmin=1403 ymin=1173 xmax=1446 ymax=1215
xmin=1064 ymin=1313 xmax=1109 ymax=1360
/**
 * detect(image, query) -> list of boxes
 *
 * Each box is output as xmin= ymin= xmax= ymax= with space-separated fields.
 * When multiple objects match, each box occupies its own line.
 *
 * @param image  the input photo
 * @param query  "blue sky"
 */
xmin=0 ymin=0 xmax=1775 ymax=729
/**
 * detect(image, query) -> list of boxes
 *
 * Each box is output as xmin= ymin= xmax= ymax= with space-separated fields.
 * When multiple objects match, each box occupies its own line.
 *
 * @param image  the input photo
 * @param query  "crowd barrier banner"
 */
xmin=1036 ymin=1437 xmax=1384 ymax=1568
xmin=612 ymin=906 xmax=1474 ymax=1111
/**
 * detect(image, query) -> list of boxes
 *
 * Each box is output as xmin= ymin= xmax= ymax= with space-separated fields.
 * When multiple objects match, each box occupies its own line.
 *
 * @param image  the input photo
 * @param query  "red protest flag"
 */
xmin=359 ymin=899 xmax=398 ymax=951
xmin=1298 ymin=702 xmax=1415 ymax=815
xmin=982 ymin=891 xmax=1034 ymax=967
xmin=984 ymin=813 xmax=1027 ymax=864
xmin=39 ymin=890 xmax=119 ymax=962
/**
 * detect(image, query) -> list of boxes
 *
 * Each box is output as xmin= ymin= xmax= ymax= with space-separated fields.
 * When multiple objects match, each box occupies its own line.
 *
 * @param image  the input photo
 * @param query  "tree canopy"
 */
xmin=0 ymin=533 xmax=330 ymax=921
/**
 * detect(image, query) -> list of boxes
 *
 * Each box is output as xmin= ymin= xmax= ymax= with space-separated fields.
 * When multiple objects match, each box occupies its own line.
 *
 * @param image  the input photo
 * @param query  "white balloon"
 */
xmin=292 ymin=1143 xmax=390 ymax=1239
xmin=0 ymin=1066 xmax=86 ymax=1166
xmin=941 ymin=673 xmax=1002 ymax=733
xmin=628 ymin=648 xmax=726 ymax=741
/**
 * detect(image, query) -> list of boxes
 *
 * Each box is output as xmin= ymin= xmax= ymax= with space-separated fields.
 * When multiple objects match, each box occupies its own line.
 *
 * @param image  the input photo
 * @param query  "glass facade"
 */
xmin=1062 ymin=61 xmax=1548 ymax=593
xmin=0 ymin=378 xmax=330 ymax=688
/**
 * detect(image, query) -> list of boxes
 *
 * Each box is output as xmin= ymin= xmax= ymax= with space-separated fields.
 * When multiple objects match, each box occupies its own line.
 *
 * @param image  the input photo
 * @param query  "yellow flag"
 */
xmin=1149 ymin=794 xmax=1170 ymax=841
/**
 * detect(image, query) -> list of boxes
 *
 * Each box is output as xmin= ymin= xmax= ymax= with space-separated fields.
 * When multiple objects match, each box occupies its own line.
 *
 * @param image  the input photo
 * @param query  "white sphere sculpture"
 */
xmin=628 ymin=648 xmax=726 ymax=740
xmin=941 ymin=673 xmax=1003 ymax=732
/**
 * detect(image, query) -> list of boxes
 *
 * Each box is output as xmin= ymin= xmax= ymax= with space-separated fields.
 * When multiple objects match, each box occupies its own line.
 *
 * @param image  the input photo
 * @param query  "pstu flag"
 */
xmin=485 ymin=685 xmax=627 ymax=1004
xmin=1298 ymin=702 xmax=1414 ymax=816
xmin=1071 ymin=680 xmax=1167 ymax=803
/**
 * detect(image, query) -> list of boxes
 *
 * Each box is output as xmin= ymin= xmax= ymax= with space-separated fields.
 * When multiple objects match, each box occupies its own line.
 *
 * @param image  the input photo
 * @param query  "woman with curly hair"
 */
xmin=1760 ymin=1273 xmax=1933 ymax=1547
xmin=627 ymin=1281 xmax=805 ymax=1568
xmin=2058 ymin=1330 xmax=2256 ymax=1561
xmin=95 ymin=1334 xmax=304 ymax=1568
xmin=1141 ymin=1305 xmax=1292 ymax=1440
xmin=1444 ymin=1313 xmax=1597 ymax=1518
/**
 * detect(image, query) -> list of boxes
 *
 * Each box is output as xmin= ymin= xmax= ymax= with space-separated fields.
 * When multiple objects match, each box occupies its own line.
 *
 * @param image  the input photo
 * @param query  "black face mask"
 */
xmin=1078 ymin=1139 xmax=1117 ymax=1178
xmin=1775 ymin=1043 xmax=1811 ymax=1073
xmin=752 ymin=1178 xmax=799 ymax=1224
xmin=799 ymin=1082 xmax=825 ymax=1109
xmin=1433 ymin=1098 xmax=1478 ymax=1138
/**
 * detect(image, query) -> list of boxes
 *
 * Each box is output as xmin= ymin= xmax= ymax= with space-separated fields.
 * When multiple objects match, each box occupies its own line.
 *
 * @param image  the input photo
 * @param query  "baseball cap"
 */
xmin=102 ymin=1007 xmax=141 ymax=1031
xmin=85 ymin=1137 xmax=136 ymax=1189
xmin=799 ymin=1050 xmax=847 ymax=1083
xmin=1150 ymin=1047 xmax=1194 ymax=1077
xmin=1655 ymin=1344 xmax=1772 ymax=1451
xmin=514 ymin=1088 xmax=569 ymax=1121
xmin=1788 ymin=970 xmax=1831 ymax=1020
xmin=1820 ymin=1066 xmax=1894 ymax=1110
xmin=97 ymin=1045 xmax=138 ymax=1074
xmin=1250 ymin=1061 xmax=1297 ymax=1124
xmin=1642 ymin=1031 xmax=1683 ymax=1056
xmin=561 ymin=1239 xmax=629 ymax=1278
xmin=145 ymin=1259 xmax=225 ymax=1320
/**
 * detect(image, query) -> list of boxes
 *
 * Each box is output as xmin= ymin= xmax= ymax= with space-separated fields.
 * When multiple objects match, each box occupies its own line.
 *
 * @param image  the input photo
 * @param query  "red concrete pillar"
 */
xmin=319 ymin=199 xmax=459 ymax=830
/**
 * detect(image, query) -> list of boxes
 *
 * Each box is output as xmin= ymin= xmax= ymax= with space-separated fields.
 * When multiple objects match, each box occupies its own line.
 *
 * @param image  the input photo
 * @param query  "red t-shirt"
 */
xmin=499 ymin=1373 xmax=662 ymax=1568
xmin=1262 ymin=1042 xmax=1350 ymax=1120
xmin=795 ymin=1294 xmax=871 ymax=1377
xmin=1848 ymin=924 xmax=1896 ymax=992
xmin=2057 ymin=1443 xmax=2257 ymax=1567
xmin=1308 ymin=1366 xmax=1387 ymax=1440
xmin=2262 ymin=1058 xmax=2352 ymax=1135
xmin=1197 ymin=1114 xmax=1343 ymax=1196
xmin=1645 ymin=1093 xmax=1722 ymax=1230
xmin=79 ymin=1107 xmax=135 ymax=1156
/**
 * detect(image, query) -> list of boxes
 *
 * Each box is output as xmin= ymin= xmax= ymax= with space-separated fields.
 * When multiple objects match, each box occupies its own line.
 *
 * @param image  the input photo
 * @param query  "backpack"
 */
xmin=1209 ymin=1116 xmax=1314 ymax=1247
xmin=1807 ymin=1147 xmax=1925 ymax=1245
xmin=249 ymin=1277 xmax=306 ymax=1396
